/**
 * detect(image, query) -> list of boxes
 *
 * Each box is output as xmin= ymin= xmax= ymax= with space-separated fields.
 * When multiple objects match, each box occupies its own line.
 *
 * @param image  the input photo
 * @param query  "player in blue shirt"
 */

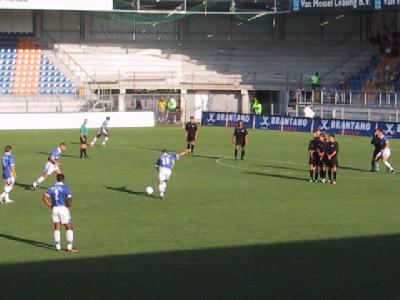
xmin=43 ymin=173 xmax=78 ymax=252
xmin=156 ymin=149 xmax=188 ymax=199
xmin=375 ymin=129 xmax=395 ymax=174
xmin=31 ymin=143 xmax=67 ymax=190
xmin=90 ymin=116 xmax=110 ymax=146
xmin=1 ymin=145 xmax=17 ymax=204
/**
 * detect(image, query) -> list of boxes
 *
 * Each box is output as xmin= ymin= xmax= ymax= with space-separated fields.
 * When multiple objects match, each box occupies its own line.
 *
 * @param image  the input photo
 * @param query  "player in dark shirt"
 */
xmin=325 ymin=134 xmax=339 ymax=184
xmin=185 ymin=116 xmax=198 ymax=154
xmin=308 ymin=129 xmax=321 ymax=182
xmin=316 ymin=134 xmax=327 ymax=183
xmin=232 ymin=120 xmax=248 ymax=160
xmin=370 ymin=129 xmax=381 ymax=172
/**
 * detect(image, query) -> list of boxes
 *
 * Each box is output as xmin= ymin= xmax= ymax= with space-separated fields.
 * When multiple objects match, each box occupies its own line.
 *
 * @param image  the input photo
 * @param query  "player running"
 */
xmin=80 ymin=118 xmax=89 ymax=159
xmin=316 ymin=134 xmax=327 ymax=183
xmin=232 ymin=120 xmax=248 ymax=160
xmin=43 ymin=173 xmax=78 ymax=252
xmin=156 ymin=149 xmax=188 ymax=199
xmin=185 ymin=116 xmax=198 ymax=154
xmin=31 ymin=143 xmax=66 ymax=190
xmin=1 ymin=145 xmax=16 ymax=204
xmin=325 ymin=134 xmax=339 ymax=184
xmin=90 ymin=116 xmax=110 ymax=146
xmin=308 ymin=129 xmax=321 ymax=182
xmin=375 ymin=129 xmax=395 ymax=174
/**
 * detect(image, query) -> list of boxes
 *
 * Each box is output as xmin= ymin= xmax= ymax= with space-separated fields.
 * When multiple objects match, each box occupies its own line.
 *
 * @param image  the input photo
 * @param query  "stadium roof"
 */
xmin=113 ymin=0 xmax=292 ymax=14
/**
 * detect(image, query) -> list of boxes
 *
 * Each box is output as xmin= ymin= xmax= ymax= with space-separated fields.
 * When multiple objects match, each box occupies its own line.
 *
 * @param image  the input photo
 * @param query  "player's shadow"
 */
xmin=104 ymin=186 xmax=151 ymax=197
xmin=0 ymin=233 xmax=54 ymax=250
xmin=37 ymin=151 xmax=75 ymax=158
xmin=340 ymin=166 xmax=371 ymax=173
xmin=245 ymin=171 xmax=306 ymax=182
xmin=253 ymin=164 xmax=305 ymax=172
xmin=14 ymin=182 xmax=46 ymax=190
xmin=191 ymin=153 xmax=221 ymax=160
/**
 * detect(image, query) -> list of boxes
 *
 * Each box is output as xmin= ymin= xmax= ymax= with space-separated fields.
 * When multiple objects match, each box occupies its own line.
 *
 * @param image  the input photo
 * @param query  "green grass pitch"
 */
xmin=1 ymin=126 xmax=399 ymax=299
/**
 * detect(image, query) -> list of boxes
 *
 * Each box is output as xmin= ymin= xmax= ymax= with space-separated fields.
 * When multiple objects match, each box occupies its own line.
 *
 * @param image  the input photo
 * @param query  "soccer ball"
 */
xmin=145 ymin=186 xmax=154 ymax=195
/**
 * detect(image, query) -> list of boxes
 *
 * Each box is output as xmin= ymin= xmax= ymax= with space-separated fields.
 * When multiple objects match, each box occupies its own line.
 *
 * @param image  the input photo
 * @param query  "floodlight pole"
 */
xmin=137 ymin=0 xmax=140 ymax=11
xmin=184 ymin=0 xmax=187 ymax=12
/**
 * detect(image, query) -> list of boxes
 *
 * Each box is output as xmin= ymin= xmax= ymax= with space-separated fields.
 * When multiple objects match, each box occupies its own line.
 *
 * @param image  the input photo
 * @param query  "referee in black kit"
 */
xmin=370 ymin=129 xmax=381 ymax=172
xmin=232 ymin=120 xmax=248 ymax=160
xmin=185 ymin=116 xmax=198 ymax=154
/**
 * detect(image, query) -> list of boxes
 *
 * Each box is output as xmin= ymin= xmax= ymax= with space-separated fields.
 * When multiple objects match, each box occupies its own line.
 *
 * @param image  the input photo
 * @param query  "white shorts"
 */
xmin=4 ymin=177 xmax=15 ymax=185
xmin=44 ymin=162 xmax=59 ymax=176
xmin=377 ymin=149 xmax=391 ymax=160
xmin=52 ymin=206 xmax=72 ymax=224
xmin=158 ymin=167 xmax=172 ymax=181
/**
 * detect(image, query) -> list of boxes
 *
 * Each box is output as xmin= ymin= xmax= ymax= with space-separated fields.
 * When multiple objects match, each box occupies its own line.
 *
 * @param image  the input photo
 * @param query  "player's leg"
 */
xmin=102 ymin=133 xmax=109 ymax=146
xmin=158 ymin=168 xmax=169 ymax=199
xmin=383 ymin=156 xmax=394 ymax=173
xmin=240 ymin=143 xmax=246 ymax=160
xmin=371 ymin=150 xmax=379 ymax=171
xmin=308 ymin=164 xmax=313 ymax=182
xmin=327 ymin=165 xmax=332 ymax=183
xmin=2 ymin=178 xmax=15 ymax=203
xmin=60 ymin=207 xmax=78 ymax=252
xmin=320 ymin=162 xmax=326 ymax=183
xmin=190 ymin=141 xmax=195 ymax=154
xmin=313 ymin=159 xmax=319 ymax=181
xmin=332 ymin=165 xmax=337 ymax=184
xmin=53 ymin=221 xmax=62 ymax=251
xmin=234 ymin=144 xmax=239 ymax=160
xmin=32 ymin=167 xmax=50 ymax=190
xmin=90 ymin=133 xmax=101 ymax=146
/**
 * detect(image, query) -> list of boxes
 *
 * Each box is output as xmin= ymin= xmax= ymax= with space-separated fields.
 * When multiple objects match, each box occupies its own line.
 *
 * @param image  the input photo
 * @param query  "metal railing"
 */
xmin=40 ymin=30 xmax=96 ymax=87
xmin=289 ymin=89 xmax=400 ymax=122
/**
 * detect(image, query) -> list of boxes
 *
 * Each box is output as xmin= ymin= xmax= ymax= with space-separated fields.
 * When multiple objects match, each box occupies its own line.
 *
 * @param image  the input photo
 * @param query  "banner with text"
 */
xmin=0 ymin=0 xmax=113 ymax=11
xmin=202 ymin=112 xmax=400 ymax=139
xmin=201 ymin=112 xmax=254 ymax=128
xmin=374 ymin=0 xmax=400 ymax=9
xmin=292 ymin=0 xmax=373 ymax=11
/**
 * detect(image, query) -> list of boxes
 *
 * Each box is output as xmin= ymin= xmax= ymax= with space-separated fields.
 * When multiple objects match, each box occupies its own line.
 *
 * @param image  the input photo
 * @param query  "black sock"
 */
xmin=320 ymin=168 xmax=325 ymax=179
xmin=84 ymin=149 xmax=87 ymax=157
xmin=328 ymin=169 xmax=332 ymax=181
xmin=309 ymin=170 xmax=313 ymax=179
xmin=234 ymin=149 xmax=238 ymax=159
xmin=80 ymin=149 xmax=83 ymax=158
xmin=333 ymin=171 xmax=337 ymax=180
xmin=191 ymin=145 xmax=194 ymax=153
xmin=187 ymin=143 xmax=190 ymax=150
xmin=314 ymin=169 xmax=319 ymax=181
xmin=371 ymin=160 xmax=375 ymax=170
xmin=241 ymin=150 xmax=245 ymax=160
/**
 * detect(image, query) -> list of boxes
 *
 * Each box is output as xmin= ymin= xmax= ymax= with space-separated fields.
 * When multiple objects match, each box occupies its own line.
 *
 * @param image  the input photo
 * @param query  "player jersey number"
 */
xmin=161 ymin=157 xmax=171 ymax=166
xmin=54 ymin=188 xmax=60 ymax=201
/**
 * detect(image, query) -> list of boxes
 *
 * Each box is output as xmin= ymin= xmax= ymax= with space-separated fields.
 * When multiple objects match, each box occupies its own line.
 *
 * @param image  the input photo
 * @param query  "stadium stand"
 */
xmin=0 ymin=33 xmax=76 ymax=96
xmin=52 ymin=40 xmax=373 ymax=91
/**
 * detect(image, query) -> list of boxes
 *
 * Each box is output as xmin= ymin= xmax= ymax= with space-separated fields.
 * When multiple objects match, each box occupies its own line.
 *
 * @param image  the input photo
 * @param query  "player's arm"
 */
xmin=178 ymin=150 xmax=189 ymax=157
xmin=43 ymin=193 xmax=52 ymax=209
xmin=245 ymin=132 xmax=249 ymax=145
xmin=66 ymin=195 xmax=73 ymax=208
xmin=11 ymin=164 xmax=16 ymax=179
xmin=232 ymin=132 xmax=236 ymax=144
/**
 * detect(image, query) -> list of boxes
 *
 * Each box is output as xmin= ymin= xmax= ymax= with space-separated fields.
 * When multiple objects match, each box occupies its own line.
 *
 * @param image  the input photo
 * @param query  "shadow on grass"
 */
xmin=253 ymin=163 xmax=305 ymax=172
xmin=1 ymin=234 xmax=400 ymax=299
xmin=14 ymin=182 xmax=46 ymax=191
xmin=0 ymin=233 xmax=54 ymax=250
xmin=245 ymin=171 xmax=306 ymax=182
xmin=104 ymin=185 xmax=151 ymax=197
xmin=340 ymin=166 xmax=371 ymax=173
xmin=190 ymin=153 xmax=222 ymax=160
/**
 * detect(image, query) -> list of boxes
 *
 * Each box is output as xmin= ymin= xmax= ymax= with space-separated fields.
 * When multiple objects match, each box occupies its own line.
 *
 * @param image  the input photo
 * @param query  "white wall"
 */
xmin=0 ymin=112 xmax=155 ymax=130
